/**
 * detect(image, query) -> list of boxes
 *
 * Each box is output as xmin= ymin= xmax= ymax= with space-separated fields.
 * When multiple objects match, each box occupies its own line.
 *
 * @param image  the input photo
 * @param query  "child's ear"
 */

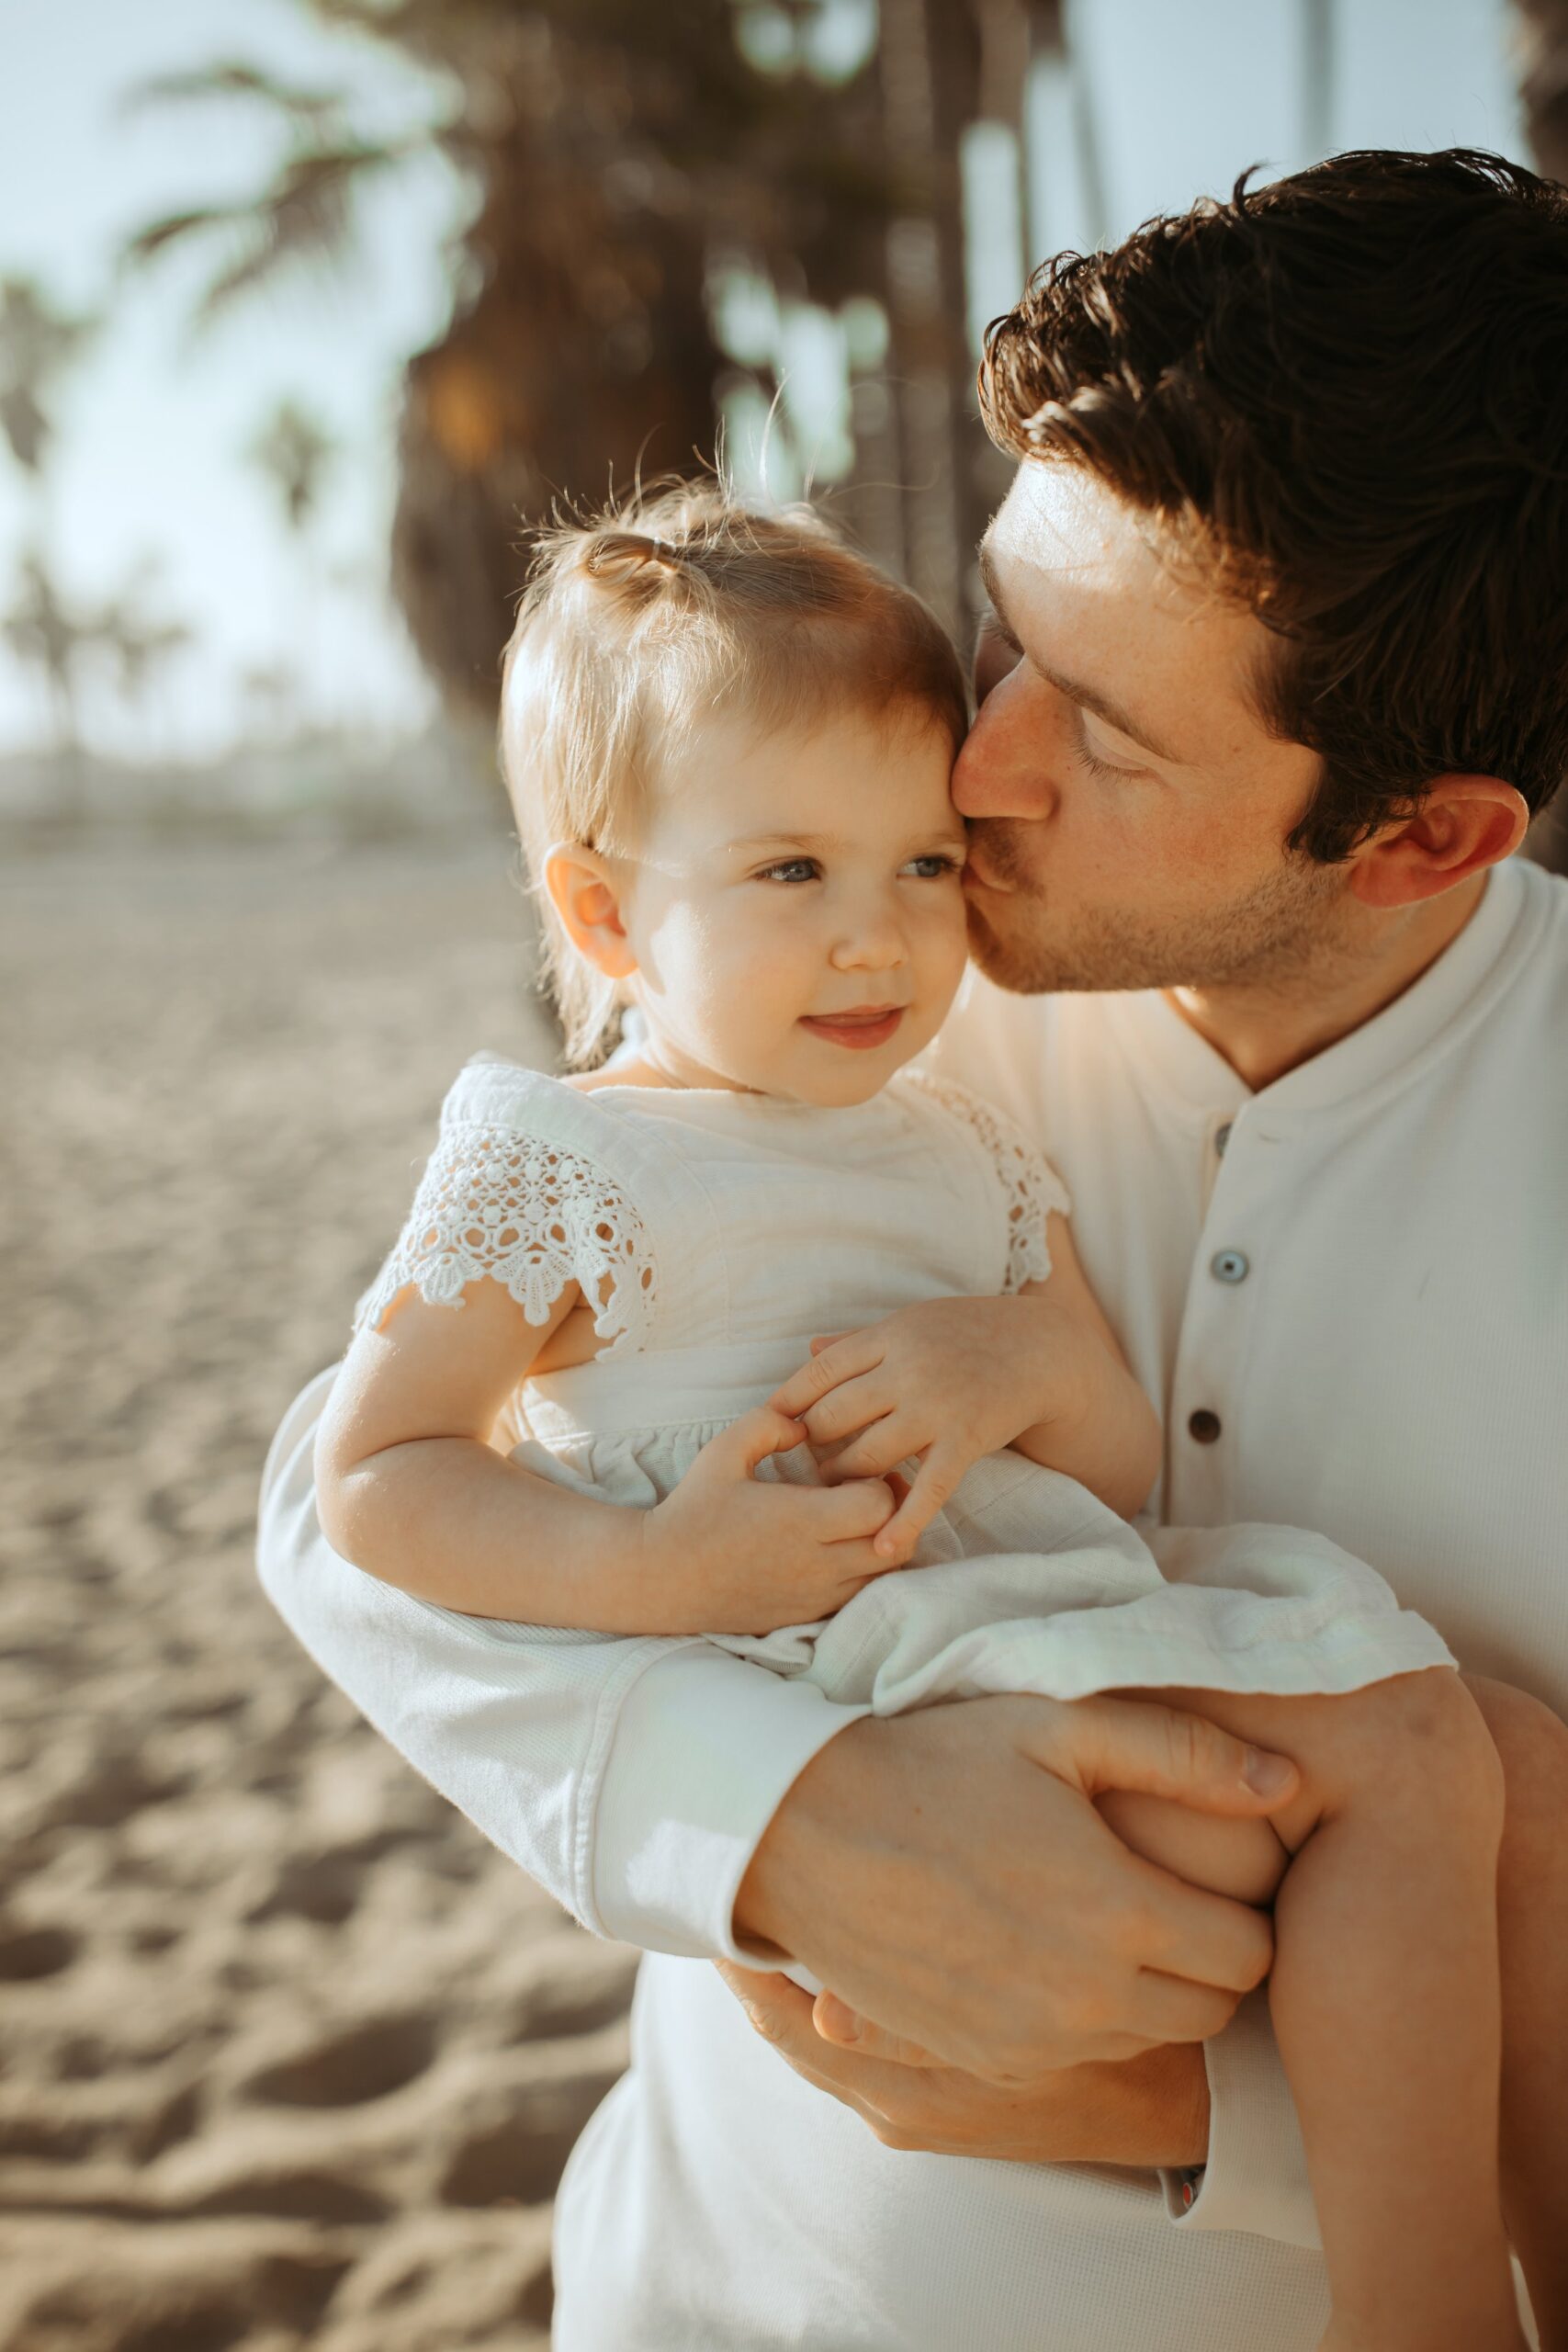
xmin=543 ymin=844 xmax=638 ymax=979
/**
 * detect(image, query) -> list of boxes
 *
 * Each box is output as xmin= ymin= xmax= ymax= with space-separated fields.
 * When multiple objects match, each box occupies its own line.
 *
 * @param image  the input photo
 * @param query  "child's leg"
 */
xmin=1464 ymin=1675 xmax=1568 ymax=2349
xmin=1100 ymin=1670 xmax=1521 ymax=2352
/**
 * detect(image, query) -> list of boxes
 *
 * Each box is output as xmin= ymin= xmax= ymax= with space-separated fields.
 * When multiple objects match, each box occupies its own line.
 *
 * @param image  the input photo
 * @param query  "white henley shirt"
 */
xmin=258 ymin=852 xmax=1568 ymax=2349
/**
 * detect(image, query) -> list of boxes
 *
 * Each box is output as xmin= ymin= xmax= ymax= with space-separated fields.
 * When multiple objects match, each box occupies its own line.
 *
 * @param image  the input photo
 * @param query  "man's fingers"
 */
xmin=714 ymin=1961 xmax=818 ymax=2051
xmin=1129 ymin=1966 xmax=1253 ymax=2044
xmin=1021 ymin=1694 xmax=1300 ymax=1816
xmin=716 ymin=1967 xmax=877 ymax=2094
xmin=718 ymin=1965 xmax=961 ymax=2116
xmin=1127 ymin=1857 xmax=1277 ymax=1995
xmin=813 ymin=1991 xmax=944 ymax=2067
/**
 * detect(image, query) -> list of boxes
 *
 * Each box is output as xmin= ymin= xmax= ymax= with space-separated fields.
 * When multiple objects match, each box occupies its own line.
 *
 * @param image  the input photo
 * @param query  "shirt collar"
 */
xmin=1106 ymin=857 xmax=1535 ymax=1123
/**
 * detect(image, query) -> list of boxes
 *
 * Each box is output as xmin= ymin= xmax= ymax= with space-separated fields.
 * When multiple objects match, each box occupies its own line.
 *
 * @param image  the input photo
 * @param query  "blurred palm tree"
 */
xmin=1512 ymin=0 xmax=1568 ymax=875
xmin=119 ymin=1 xmax=958 ymax=718
xmin=97 ymin=568 xmax=196 ymax=762
xmin=0 ymin=277 xmax=96 ymax=481
xmin=249 ymin=399 xmax=337 ymax=537
xmin=2 ymin=550 xmax=101 ymax=808
xmin=247 ymin=397 xmax=338 ymax=723
xmin=0 ymin=279 xmax=100 ymax=808
xmin=1514 ymin=0 xmax=1568 ymax=182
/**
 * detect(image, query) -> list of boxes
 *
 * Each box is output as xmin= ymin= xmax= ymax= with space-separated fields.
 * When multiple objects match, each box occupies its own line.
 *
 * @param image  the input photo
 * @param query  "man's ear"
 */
xmin=543 ymin=844 xmax=638 ymax=979
xmin=1348 ymin=776 xmax=1529 ymax=911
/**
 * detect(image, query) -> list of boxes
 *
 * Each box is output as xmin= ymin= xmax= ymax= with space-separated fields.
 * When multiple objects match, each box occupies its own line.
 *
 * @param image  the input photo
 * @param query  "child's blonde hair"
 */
xmin=499 ymin=483 xmax=971 ymax=1065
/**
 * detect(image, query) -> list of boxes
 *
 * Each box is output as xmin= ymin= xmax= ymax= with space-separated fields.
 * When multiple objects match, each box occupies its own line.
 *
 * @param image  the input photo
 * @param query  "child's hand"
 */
xmin=639 ymin=1407 xmax=903 ymax=1635
xmin=769 ymin=1296 xmax=1079 ymax=1559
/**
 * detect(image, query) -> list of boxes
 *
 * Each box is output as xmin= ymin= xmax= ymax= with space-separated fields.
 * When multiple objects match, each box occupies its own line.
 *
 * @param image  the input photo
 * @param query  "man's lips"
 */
xmin=798 ymin=1005 xmax=906 ymax=1050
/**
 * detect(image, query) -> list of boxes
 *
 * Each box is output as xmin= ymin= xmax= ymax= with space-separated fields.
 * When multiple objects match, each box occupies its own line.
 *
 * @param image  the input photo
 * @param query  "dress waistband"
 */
xmin=522 ymin=1336 xmax=809 ymax=1441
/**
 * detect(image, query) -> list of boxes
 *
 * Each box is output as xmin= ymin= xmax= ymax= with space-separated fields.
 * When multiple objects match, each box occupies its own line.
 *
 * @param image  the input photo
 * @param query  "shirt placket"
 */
xmin=1165 ymin=1108 xmax=1280 ymax=1525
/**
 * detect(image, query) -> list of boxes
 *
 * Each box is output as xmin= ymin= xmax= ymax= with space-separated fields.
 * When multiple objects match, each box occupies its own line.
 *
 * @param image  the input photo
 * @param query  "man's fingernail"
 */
xmin=819 ymin=1996 xmax=861 ymax=2042
xmin=1244 ymin=1746 xmax=1296 ymax=1797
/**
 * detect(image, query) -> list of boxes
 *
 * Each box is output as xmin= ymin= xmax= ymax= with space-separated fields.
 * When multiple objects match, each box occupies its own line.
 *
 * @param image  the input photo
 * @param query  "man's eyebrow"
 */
xmin=976 ymin=538 xmax=1184 ymax=765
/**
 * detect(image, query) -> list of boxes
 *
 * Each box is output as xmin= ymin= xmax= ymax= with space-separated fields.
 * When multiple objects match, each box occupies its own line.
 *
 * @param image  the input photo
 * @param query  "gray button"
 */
xmin=1214 ymin=1122 xmax=1233 ymax=1157
xmin=1211 ymin=1249 xmax=1249 ymax=1284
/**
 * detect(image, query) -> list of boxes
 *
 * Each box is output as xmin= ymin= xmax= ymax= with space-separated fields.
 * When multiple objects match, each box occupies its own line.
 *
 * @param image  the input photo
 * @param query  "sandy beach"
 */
xmin=0 ymin=830 xmax=637 ymax=2351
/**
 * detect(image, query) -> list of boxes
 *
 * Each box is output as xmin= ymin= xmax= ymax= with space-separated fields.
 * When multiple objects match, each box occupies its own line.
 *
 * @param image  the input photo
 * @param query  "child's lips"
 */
xmin=798 ymin=1006 xmax=906 ymax=1051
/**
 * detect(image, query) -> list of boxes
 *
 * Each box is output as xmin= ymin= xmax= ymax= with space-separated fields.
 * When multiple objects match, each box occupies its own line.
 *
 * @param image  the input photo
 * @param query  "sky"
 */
xmin=0 ymin=0 xmax=1527 ymax=763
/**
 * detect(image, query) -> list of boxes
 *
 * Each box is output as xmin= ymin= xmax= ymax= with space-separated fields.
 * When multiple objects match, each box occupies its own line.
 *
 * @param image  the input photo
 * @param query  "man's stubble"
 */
xmin=964 ymin=820 xmax=1359 ymax=1000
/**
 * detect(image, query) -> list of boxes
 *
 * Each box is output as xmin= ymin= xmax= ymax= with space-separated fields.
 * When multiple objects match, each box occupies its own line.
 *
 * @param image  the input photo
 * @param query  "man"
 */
xmin=259 ymin=149 xmax=1568 ymax=2347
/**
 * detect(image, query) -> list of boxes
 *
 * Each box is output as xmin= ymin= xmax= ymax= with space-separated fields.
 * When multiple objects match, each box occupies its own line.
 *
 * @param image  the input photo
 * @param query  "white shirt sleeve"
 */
xmin=1134 ymin=1522 xmax=1321 ymax=2249
xmin=1161 ymin=1991 xmax=1321 ymax=2248
xmin=256 ymin=1368 xmax=871 ymax=1962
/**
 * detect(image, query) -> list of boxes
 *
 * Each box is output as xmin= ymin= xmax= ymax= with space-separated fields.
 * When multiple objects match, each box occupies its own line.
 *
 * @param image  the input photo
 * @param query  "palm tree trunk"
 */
xmin=876 ymin=0 xmax=981 ymax=639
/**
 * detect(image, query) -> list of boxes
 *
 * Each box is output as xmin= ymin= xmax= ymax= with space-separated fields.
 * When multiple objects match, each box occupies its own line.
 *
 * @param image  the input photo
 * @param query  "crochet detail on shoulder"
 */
xmin=354 ymin=1120 xmax=656 ymax=1353
xmin=906 ymin=1069 xmax=1071 ymax=1292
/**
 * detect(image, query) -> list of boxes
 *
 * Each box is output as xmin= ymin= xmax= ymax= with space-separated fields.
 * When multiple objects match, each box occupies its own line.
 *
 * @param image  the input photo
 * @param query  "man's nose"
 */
xmin=953 ymin=664 xmax=1053 ymax=821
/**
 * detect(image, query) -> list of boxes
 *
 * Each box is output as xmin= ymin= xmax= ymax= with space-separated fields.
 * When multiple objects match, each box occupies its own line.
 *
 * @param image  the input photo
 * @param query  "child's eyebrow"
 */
xmin=728 ymin=828 xmax=968 ymax=854
xmin=728 ymin=831 xmax=845 ymax=852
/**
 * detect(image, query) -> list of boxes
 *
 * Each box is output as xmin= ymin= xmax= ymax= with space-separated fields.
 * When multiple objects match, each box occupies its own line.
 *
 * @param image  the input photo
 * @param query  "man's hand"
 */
xmin=715 ymin=1965 xmax=1213 ymax=2167
xmin=733 ymin=1694 xmax=1294 ymax=2083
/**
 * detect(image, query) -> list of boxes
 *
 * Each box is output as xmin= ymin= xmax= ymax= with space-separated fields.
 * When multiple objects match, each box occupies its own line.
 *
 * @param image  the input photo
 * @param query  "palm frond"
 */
xmin=120 ymin=205 xmax=252 ymax=270
xmin=124 ymin=145 xmax=415 ymax=325
xmin=120 ymin=61 xmax=349 ymax=131
xmin=0 ymin=382 xmax=47 ymax=471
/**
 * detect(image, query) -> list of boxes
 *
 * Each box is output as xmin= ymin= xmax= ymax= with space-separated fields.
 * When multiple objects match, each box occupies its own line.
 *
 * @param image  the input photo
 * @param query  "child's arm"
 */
xmin=769 ymin=1211 xmax=1160 ymax=1555
xmin=1009 ymin=1213 xmax=1163 ymax=1511
xmin=316 ymin=1274 xmax=901 ymax=1637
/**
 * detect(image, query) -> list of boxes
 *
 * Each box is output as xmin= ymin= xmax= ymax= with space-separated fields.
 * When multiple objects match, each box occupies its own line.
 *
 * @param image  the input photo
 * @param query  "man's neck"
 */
xmin=1164 ymin=874 xmax=1488 ymax=1092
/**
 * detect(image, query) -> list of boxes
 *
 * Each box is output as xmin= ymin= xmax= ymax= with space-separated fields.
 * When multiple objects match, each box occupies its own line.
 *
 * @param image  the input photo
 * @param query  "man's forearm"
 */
xmin=1032 ymin=2046 xmax=1211 ymax=2170
xmin=260 ymin=1368 xmax=866 ymax=1952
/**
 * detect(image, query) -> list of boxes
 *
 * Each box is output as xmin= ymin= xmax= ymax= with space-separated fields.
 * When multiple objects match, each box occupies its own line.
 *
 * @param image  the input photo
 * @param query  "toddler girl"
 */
xmin=316 ymin=488 xmax=1564 ymax=2352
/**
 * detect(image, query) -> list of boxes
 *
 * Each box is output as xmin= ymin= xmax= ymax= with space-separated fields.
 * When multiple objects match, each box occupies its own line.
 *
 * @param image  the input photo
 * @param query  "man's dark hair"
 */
xmin=978 ymin=149 xmax=1568 ymax=859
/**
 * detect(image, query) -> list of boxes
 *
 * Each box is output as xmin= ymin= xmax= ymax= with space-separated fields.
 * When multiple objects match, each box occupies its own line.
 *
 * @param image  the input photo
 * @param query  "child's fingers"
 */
xmin=812 ymin=1476 xmax=897 ymax=1543
xmin=872 ymin=1446 xmax=965 ymax=1558
xmin=769 ymin=1330 xmax=885 ymax=1419
xmin=826 ymin=1412 xmax=923 ymax=1481
xmin=801 ymin=1377 xmax=901 ymax=1450
xmin=712 ymin=1404 xmax=808 ymax=1476
xmin=829 ymin=1544 xmax=910 ymax=1590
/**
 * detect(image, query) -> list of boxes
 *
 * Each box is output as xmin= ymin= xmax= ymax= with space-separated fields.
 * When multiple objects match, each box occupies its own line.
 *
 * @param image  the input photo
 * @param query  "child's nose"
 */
xmin=829 ymin=906 xmax=906 ymax=971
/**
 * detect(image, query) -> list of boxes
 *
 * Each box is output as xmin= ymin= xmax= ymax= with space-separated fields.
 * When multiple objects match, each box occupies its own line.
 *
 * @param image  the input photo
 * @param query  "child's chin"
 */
xmin=792 ymin=1052 xmax=906 ymax=1108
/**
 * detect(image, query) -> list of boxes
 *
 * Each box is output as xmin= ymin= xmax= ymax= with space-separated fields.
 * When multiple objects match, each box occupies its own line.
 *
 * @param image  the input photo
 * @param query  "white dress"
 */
xmin=357 ymin=1055 xmax=1452 ymax=1708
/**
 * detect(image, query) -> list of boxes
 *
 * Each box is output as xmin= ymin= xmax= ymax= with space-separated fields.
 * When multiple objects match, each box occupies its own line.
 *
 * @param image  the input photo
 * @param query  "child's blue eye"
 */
xmin=756 ymin=859 xmax=819 ymax=884
xmin=902 ymin=854 xmax=962 ymax=878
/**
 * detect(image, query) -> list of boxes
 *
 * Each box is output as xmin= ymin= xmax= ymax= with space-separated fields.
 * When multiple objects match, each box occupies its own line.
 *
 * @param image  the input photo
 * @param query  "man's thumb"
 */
xmin=1024 ymin=1694 xmax=1299 ymax=1814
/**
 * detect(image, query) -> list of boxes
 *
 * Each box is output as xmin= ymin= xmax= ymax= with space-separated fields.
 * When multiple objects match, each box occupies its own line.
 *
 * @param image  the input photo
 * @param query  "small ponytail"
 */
xmin=581 ymin=529 xmax=686 ymax=592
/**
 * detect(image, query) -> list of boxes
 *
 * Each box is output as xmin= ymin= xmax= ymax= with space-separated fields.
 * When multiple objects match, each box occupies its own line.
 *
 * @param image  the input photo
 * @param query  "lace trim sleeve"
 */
xmin=907 ymin=1069 xmax=1072 ymax=1293
xmin=353 ymin=1120 xmax=657 ymax=1354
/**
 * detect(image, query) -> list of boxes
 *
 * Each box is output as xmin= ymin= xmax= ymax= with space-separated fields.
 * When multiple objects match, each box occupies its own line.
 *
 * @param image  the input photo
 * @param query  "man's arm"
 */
xmin=260 ymin=1369 xmax=866 ymax=1956
xmin=260 ymin=1374 xmax=1294 ymax=2064
xmin=720 ymin=1970 xmax=1321 ymax=2250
